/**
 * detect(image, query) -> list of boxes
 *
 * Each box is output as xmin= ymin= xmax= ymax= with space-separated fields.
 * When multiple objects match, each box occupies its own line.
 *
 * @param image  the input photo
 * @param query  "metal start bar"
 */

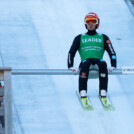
xmin=11 ymin=69 xmax=123 ymax=75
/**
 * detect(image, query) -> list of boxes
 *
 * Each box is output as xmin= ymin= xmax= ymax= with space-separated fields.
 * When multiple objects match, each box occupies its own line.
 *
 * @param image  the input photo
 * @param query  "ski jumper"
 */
xmin=68 ymin=30 xmax=117 ymax=93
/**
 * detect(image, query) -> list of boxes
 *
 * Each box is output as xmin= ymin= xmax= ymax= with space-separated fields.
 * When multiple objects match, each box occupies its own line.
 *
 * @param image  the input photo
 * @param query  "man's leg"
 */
xmin=98 ymin=60 xmax=108 ymax=97
xmin=79 ymin=60 xmax=91 ymax=97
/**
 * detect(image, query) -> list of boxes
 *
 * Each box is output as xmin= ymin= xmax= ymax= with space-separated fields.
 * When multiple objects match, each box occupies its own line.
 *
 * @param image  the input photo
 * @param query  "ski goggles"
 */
xmin=85 ymin=18 xmax=98 ymax=25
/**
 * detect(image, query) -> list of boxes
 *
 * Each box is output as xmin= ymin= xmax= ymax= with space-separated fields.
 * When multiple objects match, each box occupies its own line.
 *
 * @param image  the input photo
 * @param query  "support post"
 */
xmin=4 ymin=69 xmax=12 ymax=134
xmin=0 ymin=68 xmax=12 ymax=134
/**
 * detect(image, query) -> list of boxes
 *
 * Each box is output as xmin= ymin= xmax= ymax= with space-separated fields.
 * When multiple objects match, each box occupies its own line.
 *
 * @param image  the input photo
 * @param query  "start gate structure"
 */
xmin=0 ymin=66 xmax=134 ymax=134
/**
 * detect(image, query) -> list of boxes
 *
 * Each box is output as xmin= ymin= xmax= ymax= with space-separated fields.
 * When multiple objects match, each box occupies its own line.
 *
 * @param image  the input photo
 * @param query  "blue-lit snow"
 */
xmin=0 ymin=0 xmax=134 ymax=134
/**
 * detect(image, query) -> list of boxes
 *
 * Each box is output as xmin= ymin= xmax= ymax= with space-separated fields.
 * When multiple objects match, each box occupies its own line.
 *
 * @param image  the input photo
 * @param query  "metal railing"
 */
xmin=11 ymin=68 xmax=124 ymax=79
xmin=11 ymin=68 xmax=122 ymax=78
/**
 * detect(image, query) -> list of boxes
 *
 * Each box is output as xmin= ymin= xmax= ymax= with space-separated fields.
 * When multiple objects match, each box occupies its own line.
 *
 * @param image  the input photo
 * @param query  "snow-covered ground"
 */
xmin=0 ymin=0 xmax=134 ymax=134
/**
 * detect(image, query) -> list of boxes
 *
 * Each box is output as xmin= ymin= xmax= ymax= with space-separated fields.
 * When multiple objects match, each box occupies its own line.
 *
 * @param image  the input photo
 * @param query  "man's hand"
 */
xmin=69 ymin=67 xmax=78 ymax=72
xmin=108 ymin=66 xmax=116 ymax=72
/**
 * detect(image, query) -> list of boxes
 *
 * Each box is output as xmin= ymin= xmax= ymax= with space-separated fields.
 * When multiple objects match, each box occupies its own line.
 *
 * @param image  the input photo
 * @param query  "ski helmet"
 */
xmin=84 ymin=12 xmax=100 ymax=29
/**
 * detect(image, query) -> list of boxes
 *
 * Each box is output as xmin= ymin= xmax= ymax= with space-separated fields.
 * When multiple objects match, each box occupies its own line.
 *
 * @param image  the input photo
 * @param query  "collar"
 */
xmin=87 ymin=30 xmax=97 ymax=35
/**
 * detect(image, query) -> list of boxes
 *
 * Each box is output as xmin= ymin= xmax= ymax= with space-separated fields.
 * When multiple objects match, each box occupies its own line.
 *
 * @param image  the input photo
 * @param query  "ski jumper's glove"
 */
xmin=69 ymin=67 xmax=78 ymax=72
xmin=108 ymin=66 xmax=116 ymax=72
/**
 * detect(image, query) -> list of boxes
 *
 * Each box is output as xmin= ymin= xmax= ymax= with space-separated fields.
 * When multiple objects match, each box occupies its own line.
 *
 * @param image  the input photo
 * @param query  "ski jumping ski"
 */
xmin=76 ymin=91 xmax=93 ymax=110
xmin=99 ymin=96 xmax=112 ymax=107
xmin=98 ymin=92 xmax=115 ymax=111
xmin=76 ymin=90 xmax=115 ymax=111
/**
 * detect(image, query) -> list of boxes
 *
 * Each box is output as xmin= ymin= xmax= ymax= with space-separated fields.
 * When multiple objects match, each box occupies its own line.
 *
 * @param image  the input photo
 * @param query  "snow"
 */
xmin=0 ymin=0 xmax=134 ymax=134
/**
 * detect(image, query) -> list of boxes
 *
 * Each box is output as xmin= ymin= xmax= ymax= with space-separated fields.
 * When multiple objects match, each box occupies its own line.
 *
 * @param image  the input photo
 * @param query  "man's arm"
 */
xmin=68 ymin=34 xmax=81 ymax=68
xmin=103 ymin=34 xmax=117 ymax=68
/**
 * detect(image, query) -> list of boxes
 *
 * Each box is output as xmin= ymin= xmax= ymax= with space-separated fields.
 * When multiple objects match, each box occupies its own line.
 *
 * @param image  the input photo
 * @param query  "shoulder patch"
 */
xmin=106 ymin=40 xmax=111 ymax=44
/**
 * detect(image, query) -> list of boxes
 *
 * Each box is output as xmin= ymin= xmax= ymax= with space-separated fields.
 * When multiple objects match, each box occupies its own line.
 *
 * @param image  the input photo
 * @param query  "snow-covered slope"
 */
xmin=0 ymin=0 xmax=134 ymax=134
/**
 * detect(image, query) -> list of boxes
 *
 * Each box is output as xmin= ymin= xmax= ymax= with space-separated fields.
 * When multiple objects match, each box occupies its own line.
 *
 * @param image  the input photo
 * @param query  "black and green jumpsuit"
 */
xmin=67 ymin=30 xmax=117 ymax=93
